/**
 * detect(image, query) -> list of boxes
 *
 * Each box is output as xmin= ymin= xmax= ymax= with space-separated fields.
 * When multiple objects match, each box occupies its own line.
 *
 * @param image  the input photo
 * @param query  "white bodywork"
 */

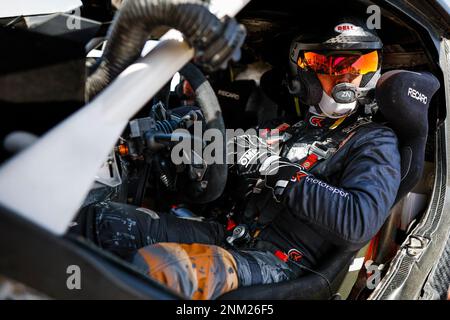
xmin=0 ymin=0 xmax=251 ymax=235
xmin=0 ymin=0 xmax=82 ymax=18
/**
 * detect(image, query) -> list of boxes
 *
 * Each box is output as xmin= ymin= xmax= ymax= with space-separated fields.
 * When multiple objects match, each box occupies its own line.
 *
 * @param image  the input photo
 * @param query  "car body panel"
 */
xmin=0 ymin=0 xmax=82 ymax=19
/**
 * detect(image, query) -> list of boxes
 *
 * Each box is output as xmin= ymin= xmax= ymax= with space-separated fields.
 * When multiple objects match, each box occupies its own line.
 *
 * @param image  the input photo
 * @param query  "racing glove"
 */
xmin=259 ymin=156 xmax=308 ymax=202
xmin=241 ymin=157 xmax=307 ymax=225
xmin=228 ymin=133 xmax=307 ymax=199
xmin=227 ymin=134 xmax=277 ymax=178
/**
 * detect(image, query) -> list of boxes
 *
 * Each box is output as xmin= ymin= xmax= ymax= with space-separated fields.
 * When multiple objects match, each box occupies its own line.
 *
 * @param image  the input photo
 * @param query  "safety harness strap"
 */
xmin=262 ymin=116 xmax=373 ymax=263
xmin=225 ymin=116 xmax=372 ymax=261
xmin=238 ymin=251 xmax=263 ymax=285
xmin=298 ymin=116 xmax=372 ymax=173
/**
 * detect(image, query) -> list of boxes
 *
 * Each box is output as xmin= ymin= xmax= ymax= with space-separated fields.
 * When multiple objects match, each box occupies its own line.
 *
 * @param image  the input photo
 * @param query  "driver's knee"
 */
xmin=71 ymin=201 xmax=165 ymax=261
xmin=132 ymin=243 xmax=239 ymax=300
xmin=71 ymin=200 xmax=227 ymax=262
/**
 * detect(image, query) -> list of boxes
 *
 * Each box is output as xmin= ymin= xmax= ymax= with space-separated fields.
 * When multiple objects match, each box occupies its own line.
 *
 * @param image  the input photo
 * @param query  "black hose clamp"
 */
xmin=193 ymin=16 xmax=247 ymax=72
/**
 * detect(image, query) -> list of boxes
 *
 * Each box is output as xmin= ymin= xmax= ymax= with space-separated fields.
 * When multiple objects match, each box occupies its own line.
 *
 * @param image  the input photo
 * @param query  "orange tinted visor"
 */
xmin=297 ymin=50 xmax=379 ymax=76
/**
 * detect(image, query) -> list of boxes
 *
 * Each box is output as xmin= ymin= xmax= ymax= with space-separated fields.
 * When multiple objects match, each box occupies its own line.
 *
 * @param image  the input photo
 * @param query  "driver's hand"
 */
xmin=227 ymin=134 xmax=276 ymax=178
xmin=259 ymin=156 xmax=307 ymax=202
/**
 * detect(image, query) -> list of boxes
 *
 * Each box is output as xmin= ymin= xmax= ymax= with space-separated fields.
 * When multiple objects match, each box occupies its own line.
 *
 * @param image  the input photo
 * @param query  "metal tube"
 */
xmin=0 ymin=0 xmax=251 ymax=235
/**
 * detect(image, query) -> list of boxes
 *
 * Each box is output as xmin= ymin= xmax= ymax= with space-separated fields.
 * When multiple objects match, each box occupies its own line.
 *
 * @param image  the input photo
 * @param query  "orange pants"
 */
xmin=133 ymin=243 xmax=239 ymax=300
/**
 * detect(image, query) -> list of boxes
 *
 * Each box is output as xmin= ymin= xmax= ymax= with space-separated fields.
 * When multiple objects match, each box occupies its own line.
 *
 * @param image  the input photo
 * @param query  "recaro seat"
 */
xmin=347 ymin=70 xmax=440 ymax=299
xmin=218 ymin=70 xmax=441 ymax=300
xmin=376 ymin=70 xmax=440 ymax=203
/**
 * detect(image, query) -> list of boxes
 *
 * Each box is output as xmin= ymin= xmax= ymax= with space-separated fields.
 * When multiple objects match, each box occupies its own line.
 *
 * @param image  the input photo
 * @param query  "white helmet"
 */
xmin=287 ymin=17 xmax=383 ymax=118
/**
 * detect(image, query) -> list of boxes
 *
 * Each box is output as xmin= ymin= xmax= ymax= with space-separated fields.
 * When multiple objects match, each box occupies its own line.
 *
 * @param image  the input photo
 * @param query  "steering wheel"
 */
xmin=175 ymin=63 xmax=227 ymax=204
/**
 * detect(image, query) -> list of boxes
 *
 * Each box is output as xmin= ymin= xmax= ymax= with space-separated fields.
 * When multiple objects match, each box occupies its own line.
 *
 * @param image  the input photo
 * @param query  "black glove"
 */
xmin=243 ymin=189 xmax=285 ymax=226
xmin=227 ymin=134 xmax=277 ymax=178
xmin=259 ymin=156 xmax=308 ymax=202
xmin=241 ymin=157 xmax=303 ymax=225
xmin=228 ymin=134 xmax=307 ymax=200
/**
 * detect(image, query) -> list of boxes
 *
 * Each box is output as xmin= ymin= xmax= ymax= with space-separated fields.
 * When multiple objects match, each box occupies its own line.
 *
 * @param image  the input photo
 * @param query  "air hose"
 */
xmin=86 ymin=0 xmax=246 ymax=99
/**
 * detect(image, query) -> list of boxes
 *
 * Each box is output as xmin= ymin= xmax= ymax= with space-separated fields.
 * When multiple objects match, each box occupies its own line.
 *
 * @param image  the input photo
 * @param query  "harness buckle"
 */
xmin=226 ymin=224 xmax=251 ymax=246
xmin=309 ymin=141 xmax=336 ymax=160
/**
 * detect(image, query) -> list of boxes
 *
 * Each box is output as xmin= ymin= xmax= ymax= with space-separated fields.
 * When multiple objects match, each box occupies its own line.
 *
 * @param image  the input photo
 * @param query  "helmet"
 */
xmin=288 ymin=17 xmax=383 ymax=118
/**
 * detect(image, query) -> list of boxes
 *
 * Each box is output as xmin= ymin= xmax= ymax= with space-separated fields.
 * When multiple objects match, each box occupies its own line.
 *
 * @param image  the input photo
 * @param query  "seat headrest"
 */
xmin=376 ymin=70 xmax=440 ymax=140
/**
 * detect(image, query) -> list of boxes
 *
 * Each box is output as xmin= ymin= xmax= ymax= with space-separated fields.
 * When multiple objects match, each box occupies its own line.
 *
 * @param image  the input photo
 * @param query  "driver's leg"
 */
xmin=132 ymin=242 xmax=239 ymax=299
xmin=72 ymin=201 xmax=225 ymax=261
xmin=131 ymin=243 xmax=297 ymax=299
xmin=72 ymin=201 xmax=296 ymax=299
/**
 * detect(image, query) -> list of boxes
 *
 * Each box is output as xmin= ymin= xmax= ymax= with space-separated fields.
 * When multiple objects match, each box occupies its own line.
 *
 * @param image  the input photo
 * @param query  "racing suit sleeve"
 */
xmin=282 ymin=126 xmax=401 ymax=250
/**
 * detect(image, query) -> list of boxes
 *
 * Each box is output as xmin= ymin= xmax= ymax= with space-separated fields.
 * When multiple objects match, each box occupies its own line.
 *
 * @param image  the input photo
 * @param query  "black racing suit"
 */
xmin=74 ymin=109 xmax=401 ymax=294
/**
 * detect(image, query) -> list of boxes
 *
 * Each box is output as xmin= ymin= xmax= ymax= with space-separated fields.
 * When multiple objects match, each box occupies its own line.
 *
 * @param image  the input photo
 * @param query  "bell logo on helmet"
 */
xmin=335 ymin=23 xmax=355 ymax=32
xmin=407 ymin=87 xmax=428 ymax=105
xmin=334 ymin=23 xmax=363 ymax=33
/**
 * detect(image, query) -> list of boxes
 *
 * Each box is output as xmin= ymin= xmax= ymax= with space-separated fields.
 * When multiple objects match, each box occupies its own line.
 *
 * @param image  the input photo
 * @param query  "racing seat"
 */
xmin=219 ymin=249 xmax=354 ymax=300
xmin=218 ymin=70 xmax=441 ymax=300
xmin=348 ymin=70 xmax=440 ymax=299
xmin=376 ymin=70 xmax=440 ymax=204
